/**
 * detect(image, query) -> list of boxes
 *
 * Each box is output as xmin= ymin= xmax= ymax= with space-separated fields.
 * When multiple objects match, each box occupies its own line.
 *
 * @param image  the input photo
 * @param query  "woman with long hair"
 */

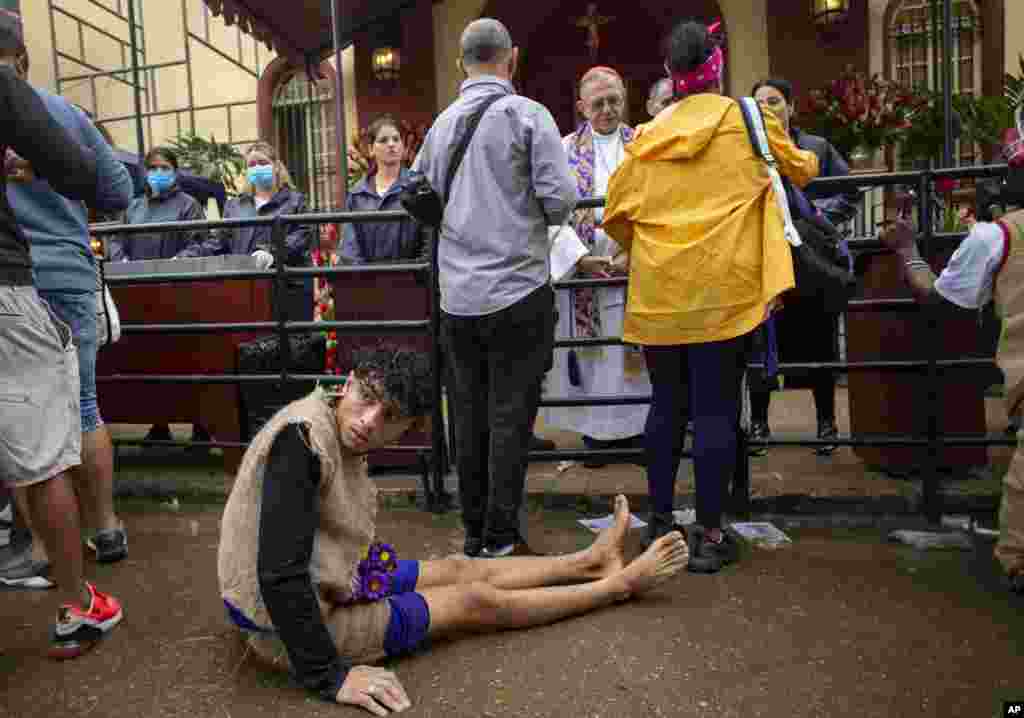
xmin=111 ymin=146 xmax=209 ymax=445
xmin=340 ymin=115 xmax=428 ymax=263
xmin=602 ymin=19 xmax=819 ymax=571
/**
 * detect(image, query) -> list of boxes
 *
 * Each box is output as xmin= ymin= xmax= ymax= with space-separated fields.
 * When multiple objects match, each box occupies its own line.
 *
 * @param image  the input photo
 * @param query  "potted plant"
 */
xmin=898 ymin=91 xmax=1011 ymax=168
xmin=165 ymin=131 xmax=246 ymax=195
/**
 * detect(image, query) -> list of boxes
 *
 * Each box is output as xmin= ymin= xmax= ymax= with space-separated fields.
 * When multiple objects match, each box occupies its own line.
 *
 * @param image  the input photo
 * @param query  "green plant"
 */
xmin=898 ymin=91 xmax=1012 ymax=167
xmin=958 ymin=94 xmax=1013 ymax=148
xmin=165 ymin=131 xmax=246 ymax=194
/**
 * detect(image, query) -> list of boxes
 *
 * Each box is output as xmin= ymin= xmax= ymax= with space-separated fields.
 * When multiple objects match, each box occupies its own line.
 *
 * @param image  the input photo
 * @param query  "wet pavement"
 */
xmin=0 ymin=503 xmax=1021 ymax=718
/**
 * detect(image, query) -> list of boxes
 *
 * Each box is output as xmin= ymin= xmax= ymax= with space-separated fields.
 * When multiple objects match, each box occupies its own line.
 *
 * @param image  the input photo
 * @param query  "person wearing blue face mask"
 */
xmin=107 ymin=147 xmax=206 ymax=262
xmin=178 ymin=141 xmax=313 ymax=270
xmin=109 ymin=147 xmax=209 ymax=446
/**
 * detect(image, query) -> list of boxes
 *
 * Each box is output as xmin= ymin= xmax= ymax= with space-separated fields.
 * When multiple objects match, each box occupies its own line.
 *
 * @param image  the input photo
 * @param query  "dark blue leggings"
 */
xmin=643 ymin=332 xmax=752 ymax=529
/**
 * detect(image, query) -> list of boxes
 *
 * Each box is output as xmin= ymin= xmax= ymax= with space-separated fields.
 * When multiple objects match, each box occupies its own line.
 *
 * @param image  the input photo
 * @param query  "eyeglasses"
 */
xmin=758 ymin=96 xmax=787 ymax=107
xmin=586 ymin=95 xmax=623 ymax=113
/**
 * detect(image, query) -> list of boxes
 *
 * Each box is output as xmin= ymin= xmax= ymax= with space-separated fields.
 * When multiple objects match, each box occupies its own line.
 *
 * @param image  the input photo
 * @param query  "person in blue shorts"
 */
xmin=218 ymin=346 xmax=688 ymax=715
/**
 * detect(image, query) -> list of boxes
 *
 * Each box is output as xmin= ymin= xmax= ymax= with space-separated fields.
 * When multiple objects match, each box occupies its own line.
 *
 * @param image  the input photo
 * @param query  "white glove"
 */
xmin=252 ymin=250 xmax=274 ymax=269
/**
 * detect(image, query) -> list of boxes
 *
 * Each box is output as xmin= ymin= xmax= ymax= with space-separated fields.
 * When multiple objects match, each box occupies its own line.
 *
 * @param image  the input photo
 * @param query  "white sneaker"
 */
xmin=0 ymin=548 xmax=53 ymax=590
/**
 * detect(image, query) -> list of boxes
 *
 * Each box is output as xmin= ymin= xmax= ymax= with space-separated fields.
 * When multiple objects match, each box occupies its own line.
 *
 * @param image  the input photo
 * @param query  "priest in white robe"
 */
xmin=542 ymin=66 xmax=650 ymax=467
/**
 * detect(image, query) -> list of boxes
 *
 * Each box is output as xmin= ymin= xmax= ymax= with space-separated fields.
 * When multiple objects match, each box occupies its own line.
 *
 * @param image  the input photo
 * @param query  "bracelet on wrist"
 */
xmin=904 ymin=258 xmax=930 ymax=270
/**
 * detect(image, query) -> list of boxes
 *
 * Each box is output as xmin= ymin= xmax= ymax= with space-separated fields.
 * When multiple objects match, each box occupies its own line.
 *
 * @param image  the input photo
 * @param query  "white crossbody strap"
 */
xmin=739 ymin=97 xmax=802 ymax=248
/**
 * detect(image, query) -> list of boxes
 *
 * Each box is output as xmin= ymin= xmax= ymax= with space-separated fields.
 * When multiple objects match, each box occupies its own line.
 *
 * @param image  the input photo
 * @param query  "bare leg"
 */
xmin=418 ymin=495 xmax=632 ymax=591
xmin=73 ymin=426 xmax=120 ymax=534
xmin=421 ymin=532 xmax=688 ymax=639
xmin=24 ymin=473 xmax=89 ymax=607
xmin=12 ymin=487 xmax=48 ymax=562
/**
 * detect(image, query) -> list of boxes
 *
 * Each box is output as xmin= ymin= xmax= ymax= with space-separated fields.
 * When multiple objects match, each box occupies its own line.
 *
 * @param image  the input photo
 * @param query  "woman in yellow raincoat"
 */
xmin=602 ymin=19 xmax=818 ymax=573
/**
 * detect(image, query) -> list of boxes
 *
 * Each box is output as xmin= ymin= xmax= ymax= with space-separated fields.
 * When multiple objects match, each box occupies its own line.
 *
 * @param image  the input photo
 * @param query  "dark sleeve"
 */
xmin=339 ymin=194 xmax=365 ymax=264
xmin=0 ymin=67 xmax=99 ymax=203
xmin=813 ymin=142 xmax=861 ymax=226
xmin=283 ymin=195 xmax=314 ymax=265
xmin=178 ymin=202 xmax=228 ymax=258
xmin=339 ymin=221 xmax=365 ymax=264
xmin=107 ymin=208 xmax=130 ymax=262
xmin=180 ymin=197 xmax=208 ymax=255
xmin=257 ymin=423 xmax=350 ymax=702
xmin=254 ymin=193 xmax=313 ymax=264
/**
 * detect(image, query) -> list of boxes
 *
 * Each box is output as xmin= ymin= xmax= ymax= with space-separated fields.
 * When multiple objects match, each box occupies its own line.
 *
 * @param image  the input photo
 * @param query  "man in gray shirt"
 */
xmin=413 ymin=18 xmax=575 ymax=558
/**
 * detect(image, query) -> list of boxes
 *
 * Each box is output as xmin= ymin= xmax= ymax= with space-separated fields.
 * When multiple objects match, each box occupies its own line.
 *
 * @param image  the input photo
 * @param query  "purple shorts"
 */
xmin=224 ymin=559 xmax=431 ymax=658
xmin=383 ymin=560 xmax=430 ymax=657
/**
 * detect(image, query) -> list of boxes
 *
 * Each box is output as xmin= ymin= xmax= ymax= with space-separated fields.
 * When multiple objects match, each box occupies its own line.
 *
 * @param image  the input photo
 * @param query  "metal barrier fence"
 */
xmin=92 ymin=163 xmax=1016 ymax=521
xmin=92 ymin=209 xmax=451 ymax=509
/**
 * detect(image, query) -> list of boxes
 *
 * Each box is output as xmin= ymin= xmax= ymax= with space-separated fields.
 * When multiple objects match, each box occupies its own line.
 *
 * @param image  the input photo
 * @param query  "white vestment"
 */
xmin=541 ymin=128 xmax=651 ymax=441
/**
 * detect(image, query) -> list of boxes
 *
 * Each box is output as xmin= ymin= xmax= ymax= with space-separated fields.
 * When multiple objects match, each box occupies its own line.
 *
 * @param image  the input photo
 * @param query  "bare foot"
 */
xmin=585 ymin=494 xmax=630 ymax=579
xmin=611 ymin=532 xmax=688 ymax=600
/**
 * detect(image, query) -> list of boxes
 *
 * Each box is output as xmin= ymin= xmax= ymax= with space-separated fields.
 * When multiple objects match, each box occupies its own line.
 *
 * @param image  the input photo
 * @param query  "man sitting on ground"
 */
xmin=218 ymin=347 xmax=688 ymax=714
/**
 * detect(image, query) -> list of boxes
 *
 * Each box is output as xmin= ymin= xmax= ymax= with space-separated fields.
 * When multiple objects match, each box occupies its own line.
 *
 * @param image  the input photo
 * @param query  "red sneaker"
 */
xmin=49 ymin=582 xmax=123 ymax=660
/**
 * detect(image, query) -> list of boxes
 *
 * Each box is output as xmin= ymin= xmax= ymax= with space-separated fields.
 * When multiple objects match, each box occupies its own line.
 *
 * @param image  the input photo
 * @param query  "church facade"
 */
xmin=342 ymin=0 xmax=1014 ymax=140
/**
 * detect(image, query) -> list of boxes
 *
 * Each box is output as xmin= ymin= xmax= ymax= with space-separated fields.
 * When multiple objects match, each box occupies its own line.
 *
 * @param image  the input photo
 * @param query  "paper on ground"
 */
xmin=549 ymin=224 xmax=589 ymax=282
xmin=729 ymin=521 xmax=792 ymax=547
xmin=578 ymin=513 xmax=647 ymax=533
xmin=887 ymin=530 xmax=973 ymax=550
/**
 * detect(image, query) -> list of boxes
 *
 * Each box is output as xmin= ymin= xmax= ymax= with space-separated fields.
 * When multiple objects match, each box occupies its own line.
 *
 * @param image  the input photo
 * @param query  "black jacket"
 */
xmin=178 ymin=187 xmax=312 ymax=266
xmin=109 ymin=186 xmax=206 ymax=261
xmin=793 ymin=129 xmax=861 ymax=226
xmin=0 ymin=66 xmax=99 ymax=285
xmin=340 ymin=168 xmax=429 ymax=263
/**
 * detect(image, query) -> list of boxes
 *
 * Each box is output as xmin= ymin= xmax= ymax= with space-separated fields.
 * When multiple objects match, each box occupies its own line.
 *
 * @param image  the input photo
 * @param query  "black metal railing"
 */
xmin=92 ymin=163 xmax=1015 ymax=520
xmin=540 ymin=164 xmax=1015 ymax=523
xmin=91 ymin=208 xmax=448 ymax=509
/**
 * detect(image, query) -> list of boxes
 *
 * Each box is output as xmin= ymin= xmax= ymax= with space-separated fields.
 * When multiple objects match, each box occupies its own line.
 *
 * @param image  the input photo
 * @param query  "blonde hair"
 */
xmin=240 ymin=141 xmax=296 ymax=195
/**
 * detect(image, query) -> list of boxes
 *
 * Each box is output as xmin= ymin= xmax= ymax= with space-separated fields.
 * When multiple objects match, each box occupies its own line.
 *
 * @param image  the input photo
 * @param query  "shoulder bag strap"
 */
xmin=443 ymin=92 xmax=505 ymax=204
xmin=738 ymin=97 xmax=803 ymax=248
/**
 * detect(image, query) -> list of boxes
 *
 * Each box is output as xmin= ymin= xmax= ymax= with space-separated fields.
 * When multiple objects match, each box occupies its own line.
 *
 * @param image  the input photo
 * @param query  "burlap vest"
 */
xmin=994 ymin=211 xmax=1024 ymax=416
xmin=218 ymin=389 xmax=378 ymax=629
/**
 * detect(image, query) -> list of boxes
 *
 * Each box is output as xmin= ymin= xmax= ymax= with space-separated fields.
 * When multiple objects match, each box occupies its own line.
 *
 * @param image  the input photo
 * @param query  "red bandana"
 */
xmin=672 ymin=45 xmax=723 ymax=97
xmin=670 ymin=20 xmax=724 ymax=97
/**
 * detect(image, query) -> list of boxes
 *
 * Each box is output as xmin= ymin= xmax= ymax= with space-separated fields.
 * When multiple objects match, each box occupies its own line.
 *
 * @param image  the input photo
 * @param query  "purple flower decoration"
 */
xmin=346 ymin=542 xmax=401 ymax=604
xmin=360 ymin=569 xmax=392 ymax=602
xmin=375 ymin=543 xmax=398 ymax=572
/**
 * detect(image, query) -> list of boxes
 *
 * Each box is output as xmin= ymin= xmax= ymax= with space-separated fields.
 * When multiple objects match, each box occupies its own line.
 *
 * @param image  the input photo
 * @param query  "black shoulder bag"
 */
xmin=738 ymin=97 xmax=857 ymax=313
xmin=400 ymin=93 xmax=505 ymax=227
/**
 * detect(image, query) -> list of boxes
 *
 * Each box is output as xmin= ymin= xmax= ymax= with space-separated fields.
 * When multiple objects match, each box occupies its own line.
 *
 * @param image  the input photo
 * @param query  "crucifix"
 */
xmin=573 ymin=3 xmax=615 ymax=61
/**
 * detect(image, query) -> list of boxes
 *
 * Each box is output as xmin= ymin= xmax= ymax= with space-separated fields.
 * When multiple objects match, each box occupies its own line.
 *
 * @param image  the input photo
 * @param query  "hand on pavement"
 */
xmin=336 ymin=665 xmax=411 ymax=716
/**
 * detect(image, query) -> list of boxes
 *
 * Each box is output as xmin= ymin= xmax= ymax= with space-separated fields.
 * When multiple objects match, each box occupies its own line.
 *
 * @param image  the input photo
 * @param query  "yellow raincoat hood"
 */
xmin=602 ymin=94 xmax=819 ymax=346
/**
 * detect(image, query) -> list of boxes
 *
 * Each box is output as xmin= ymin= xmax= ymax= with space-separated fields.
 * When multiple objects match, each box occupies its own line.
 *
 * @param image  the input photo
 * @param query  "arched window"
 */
xmin=889 ymin=0 xmax=982 ymax=166
xmin=272 ymin=72 xmax=338 ymax=210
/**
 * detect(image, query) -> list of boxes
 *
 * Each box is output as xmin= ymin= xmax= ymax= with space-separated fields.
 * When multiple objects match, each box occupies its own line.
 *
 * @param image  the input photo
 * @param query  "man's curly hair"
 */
xmin=350 ymin=345 xmax=433 ymax=419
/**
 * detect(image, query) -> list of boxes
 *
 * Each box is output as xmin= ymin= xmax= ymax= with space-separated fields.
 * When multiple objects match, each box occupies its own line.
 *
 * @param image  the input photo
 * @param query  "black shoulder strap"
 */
xmin=443 ymin=92 xmax=505 ymax=203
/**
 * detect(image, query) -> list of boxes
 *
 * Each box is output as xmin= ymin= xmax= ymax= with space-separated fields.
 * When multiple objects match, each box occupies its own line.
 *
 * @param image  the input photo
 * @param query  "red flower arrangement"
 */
xmin=312 ymin=245 xmax=341 ymax=375
xmin=797 ymin=65 xmax=927 ymax=160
